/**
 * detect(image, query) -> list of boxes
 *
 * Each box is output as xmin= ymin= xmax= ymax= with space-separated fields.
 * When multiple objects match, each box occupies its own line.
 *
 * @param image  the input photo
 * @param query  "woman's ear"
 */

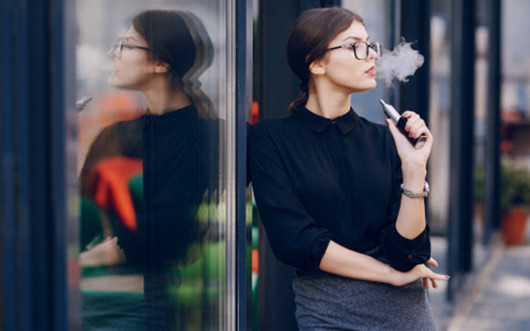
xmin=154 ymin=61 xmax=170 ymax=74
xmin=309 ymin=59 xmax=325 ymax=76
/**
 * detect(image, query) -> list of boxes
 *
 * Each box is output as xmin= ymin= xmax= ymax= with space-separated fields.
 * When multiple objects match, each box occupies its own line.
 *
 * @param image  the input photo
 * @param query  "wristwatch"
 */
xmin=400 ymin=180 xmax=430 ymax=198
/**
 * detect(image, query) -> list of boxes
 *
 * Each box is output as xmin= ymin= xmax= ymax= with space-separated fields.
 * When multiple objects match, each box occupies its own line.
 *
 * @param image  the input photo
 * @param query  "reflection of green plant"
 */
xmin=501 ymin=162 xmax=530 ymax=213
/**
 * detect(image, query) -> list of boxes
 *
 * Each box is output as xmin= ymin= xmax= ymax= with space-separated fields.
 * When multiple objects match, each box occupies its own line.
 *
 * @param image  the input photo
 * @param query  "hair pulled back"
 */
xmin=132 ymin=10 xmax=215 ymax=117
xmin=287 ymin=7 xmax=364 ymax=112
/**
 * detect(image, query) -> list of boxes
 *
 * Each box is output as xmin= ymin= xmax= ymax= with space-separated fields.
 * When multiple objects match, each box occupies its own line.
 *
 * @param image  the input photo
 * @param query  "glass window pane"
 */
xmin=76 ymin=1 xmax=235 ymax=329
xmin=429 ymin=1 xmax=452 ymax=234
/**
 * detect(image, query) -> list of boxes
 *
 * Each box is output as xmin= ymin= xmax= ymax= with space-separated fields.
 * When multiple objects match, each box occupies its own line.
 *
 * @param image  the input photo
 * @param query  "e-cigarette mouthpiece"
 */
xmin=379 ymin=99 xmax=401 ymax=123
xmin=75 ymin=96 xmax=93 ymax=111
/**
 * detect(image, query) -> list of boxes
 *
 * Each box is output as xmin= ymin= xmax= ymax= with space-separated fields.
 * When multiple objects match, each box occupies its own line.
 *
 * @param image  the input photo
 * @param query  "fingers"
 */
xmin=426 ymin=258 xmax=447 ymax=288
xmin=427 ymin=257 xmax=439 ymax=268
xmin=403 ymin=112 xmax=428 ymax=140
xmin=423 ymin=278 xmax=439 ymax=290
xmin=429 ymin=271 xmax=450 ymax=281
xmin=419 ymin=264 xmax=450 ymax=281
xmin=385 ymin=118 xmax=398 ymax=135
xmin=431 ymin=278 xmax=438 ymax=289
xmin=385 ymin=119 xmax=405 ymax=143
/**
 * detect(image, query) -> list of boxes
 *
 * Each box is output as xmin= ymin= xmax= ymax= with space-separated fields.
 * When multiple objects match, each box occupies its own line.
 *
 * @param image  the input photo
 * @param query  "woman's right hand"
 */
xmin=386 ymin=112 xmax=433 ymax=172
xmin=390 ymin=258 xmax=450 ymax=289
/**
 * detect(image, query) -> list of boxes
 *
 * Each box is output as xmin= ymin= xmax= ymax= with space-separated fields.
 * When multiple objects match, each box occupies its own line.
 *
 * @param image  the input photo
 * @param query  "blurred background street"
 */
xmin=431 ymin=227 xmax=530 ymax=330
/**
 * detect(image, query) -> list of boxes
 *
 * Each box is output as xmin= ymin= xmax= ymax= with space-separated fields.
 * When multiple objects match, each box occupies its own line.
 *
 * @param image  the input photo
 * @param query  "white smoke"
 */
xmin=375 ymin=39 xmax=424 ymax=86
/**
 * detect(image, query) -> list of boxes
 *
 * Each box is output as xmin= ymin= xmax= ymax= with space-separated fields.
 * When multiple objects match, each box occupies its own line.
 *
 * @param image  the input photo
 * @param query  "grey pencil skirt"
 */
xmin=292 ymin=273 xmax=436 ymax=331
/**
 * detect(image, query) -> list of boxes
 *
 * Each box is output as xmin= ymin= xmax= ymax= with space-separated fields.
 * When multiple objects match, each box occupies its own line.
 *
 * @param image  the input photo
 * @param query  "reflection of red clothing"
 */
xmin=87 ymin=156 xmax=142 ymax=232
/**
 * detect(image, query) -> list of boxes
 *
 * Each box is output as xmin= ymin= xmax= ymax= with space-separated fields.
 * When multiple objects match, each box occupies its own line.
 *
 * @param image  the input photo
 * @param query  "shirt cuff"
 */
xmin=304 ymin=234 xmax=332 ymax=271
xmin=379 ymin=224 xmax=431 ymax=272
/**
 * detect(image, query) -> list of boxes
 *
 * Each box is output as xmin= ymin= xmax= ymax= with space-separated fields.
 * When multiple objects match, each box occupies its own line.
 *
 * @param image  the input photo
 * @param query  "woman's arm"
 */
xmin=387 ymin=111 xmax=433 ymax=240
xmin=320 ymin=111 xmax=449 ymax=287
xmin=319 ymin=240 xmax=449 ymax=287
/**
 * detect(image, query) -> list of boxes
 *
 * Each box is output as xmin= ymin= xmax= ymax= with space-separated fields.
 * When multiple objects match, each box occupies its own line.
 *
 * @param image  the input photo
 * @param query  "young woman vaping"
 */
xmin=248 ymin=7 xmax=449 ymax=330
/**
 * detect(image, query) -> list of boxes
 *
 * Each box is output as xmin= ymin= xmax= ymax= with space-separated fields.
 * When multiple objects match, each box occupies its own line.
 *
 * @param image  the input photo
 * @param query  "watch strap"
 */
xmin=400 ymin=180 xmax=430 ymax=198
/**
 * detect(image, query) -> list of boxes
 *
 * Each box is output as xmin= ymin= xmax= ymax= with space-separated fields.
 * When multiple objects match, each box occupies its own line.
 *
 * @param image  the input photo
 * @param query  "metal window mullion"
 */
xmin=14 ymin=0 xmax=33 ymax=329
xmin=235 ymin=0 xmax=252 ymax=330
xmin=224 ymin=0 xmax=238 ymax=329
xmin=50 ymin=0 xmax=71 ymax=329
xmin=483 ymin=0 xmax=501 ymax=244
xmin=0 ymin=0 xmax=18 ymax=329
xmin=447 ymin=0 xmax=476 ymax=301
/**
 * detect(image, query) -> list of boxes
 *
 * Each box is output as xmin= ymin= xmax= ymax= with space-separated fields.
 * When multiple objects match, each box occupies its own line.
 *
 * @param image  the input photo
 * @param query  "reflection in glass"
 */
xmin=78 ymin=9 xmax=219 ymax=330
xmin=428 ymin=10 xmax=451 ymax=232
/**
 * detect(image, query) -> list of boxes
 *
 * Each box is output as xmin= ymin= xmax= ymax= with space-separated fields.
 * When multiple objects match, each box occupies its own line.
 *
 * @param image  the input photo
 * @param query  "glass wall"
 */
xmin=429 ymin=0 xmax=452 ymax=234
xmin=501 ymin=0 xmax=530 ymax=167
xmin=75 ymin=0 xmax=239 ymax=329
xmin=474 ymin=1 xmax=488 ymax=240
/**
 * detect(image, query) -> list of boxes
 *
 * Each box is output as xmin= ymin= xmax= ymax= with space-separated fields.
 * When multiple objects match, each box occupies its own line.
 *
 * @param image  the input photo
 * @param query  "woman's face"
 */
xmin=318 ymin=21 xmax=378 ymax=93
xmin=109 ymin=26 xmax=157 ymax=90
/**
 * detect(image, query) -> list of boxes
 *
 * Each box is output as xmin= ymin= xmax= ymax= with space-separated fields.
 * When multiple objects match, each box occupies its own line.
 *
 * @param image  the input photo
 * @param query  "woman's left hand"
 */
xmin=386 ymin=111 xmax=433 ymax=171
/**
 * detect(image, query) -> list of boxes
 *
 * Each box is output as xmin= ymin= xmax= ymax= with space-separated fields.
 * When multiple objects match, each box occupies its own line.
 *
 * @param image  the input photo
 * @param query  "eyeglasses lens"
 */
xmin=371 ymin=42 xmax=381 ymax=57
xmin=352 ymin=42 xmax=381 ymax=60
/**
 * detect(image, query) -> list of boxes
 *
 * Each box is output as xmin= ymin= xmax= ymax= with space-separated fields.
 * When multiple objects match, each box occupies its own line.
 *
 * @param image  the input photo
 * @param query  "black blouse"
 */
xmin=80 ymin=105 xmax=216 ymax=267
xmin=248 ymin=106 xmax=430 ymax=273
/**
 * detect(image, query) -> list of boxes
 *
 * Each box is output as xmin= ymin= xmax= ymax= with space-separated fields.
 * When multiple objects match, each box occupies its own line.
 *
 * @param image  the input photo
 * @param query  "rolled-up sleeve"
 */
xmin=379 ymin=223 xmax=431 ymax=272
xmin=248 ymin=123 xmax=331 ymax=270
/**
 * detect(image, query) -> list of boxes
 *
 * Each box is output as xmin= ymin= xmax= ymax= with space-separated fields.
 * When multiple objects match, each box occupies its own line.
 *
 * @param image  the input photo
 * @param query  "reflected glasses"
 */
xmin=111 ymin=39 xmax=152 ymax=57
xmin=326 ymin=41 xmax=382 ymax=60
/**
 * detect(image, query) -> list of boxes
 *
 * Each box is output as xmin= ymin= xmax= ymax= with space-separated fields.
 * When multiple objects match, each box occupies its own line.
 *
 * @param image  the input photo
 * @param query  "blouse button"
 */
xmin=407 ymin=254 xmax=413 ymax=259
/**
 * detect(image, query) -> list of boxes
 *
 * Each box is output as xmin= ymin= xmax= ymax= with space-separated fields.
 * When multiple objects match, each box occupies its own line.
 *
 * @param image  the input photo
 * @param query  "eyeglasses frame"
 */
xmin=326 ymin=41 xmax=382 ymax=60
xmin=112 ymin=39 xmax=152 ymax=58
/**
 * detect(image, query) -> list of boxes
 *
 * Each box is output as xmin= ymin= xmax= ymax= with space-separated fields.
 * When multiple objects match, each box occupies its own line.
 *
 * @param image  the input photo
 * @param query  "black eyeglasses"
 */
xmin=111 ymin=39 xmax=152 ymax=57
xmin=326 ymin=41 xmax=382 ymax=60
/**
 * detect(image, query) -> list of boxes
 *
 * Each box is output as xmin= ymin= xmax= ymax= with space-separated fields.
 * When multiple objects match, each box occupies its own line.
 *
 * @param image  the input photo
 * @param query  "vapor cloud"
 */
xmin=376 ymin=39 xmax=424 ymax=86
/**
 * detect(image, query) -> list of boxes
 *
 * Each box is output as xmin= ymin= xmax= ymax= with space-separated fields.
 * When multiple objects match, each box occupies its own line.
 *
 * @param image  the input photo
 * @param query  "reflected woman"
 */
xmin=79 ymin=10 xmax=216 ymax=330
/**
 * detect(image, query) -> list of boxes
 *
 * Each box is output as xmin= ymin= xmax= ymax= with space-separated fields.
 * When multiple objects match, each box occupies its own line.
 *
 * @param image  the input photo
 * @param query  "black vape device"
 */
xmin=379 ymin=99 xmax=427 ymax=147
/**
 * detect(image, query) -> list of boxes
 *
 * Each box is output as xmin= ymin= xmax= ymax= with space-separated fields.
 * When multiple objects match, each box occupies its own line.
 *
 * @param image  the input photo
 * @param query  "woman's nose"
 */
xmin=367 ymin=47 xmax=378 ymax=60
xmin=107 ymin=45 xmax=119 ymax=59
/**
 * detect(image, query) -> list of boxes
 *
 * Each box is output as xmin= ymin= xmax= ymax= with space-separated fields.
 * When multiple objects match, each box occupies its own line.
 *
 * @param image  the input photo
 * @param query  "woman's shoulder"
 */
xmin=250 ymin=116 xmax=297 ymax=135
xmin=248 ymin=117 xmax=301 ymax=153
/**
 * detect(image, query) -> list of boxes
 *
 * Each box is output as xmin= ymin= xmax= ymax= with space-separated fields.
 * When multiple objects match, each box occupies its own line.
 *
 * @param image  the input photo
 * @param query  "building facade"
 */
xmin=1 ymin=0 xmax=516 ymax=330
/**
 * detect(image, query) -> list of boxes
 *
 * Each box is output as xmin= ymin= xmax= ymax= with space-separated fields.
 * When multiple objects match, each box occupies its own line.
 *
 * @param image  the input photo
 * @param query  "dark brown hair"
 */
xmin=287 ymin=7 xmax=364 ymax=111
xmin=132 ymin=10 xmax=215 ymax=117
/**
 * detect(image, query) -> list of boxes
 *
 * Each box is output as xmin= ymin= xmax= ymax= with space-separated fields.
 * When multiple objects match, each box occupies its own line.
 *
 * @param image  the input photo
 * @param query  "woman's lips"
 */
xmin=365 ymin=66 xmax=376 ymax=77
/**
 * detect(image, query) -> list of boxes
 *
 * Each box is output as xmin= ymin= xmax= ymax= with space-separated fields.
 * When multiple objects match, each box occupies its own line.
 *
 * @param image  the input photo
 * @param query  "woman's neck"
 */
xmin=142 ymin=78 xmax=191 ymax=115
xmin=305 ymin=82 xmax=351 ymax=119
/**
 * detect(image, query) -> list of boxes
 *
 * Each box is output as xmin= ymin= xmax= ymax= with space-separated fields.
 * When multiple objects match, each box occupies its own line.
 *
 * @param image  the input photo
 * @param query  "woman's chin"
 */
xmin=108 ymin=78 xmax=128 ymax=89
xmin=350 ymin=83 xmax=377 ymax=94
xmin=108 ymin=77 xmax=120 ymax=87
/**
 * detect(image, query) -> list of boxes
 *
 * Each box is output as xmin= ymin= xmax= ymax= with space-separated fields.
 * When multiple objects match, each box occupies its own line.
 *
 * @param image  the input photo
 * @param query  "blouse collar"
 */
xmin=293 ymin=106 xmax=359 ymax=135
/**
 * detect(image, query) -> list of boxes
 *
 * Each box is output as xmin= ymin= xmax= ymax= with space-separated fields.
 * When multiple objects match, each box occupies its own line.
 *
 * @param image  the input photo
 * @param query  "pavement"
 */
xmin=428 ymin=231 xmax=530 ymax=331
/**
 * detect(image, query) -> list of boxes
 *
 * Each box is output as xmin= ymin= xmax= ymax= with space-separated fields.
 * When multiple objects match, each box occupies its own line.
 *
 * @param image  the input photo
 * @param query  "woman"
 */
xmin=79 ymin=10 xmax=216 ymax=330
xmin=248 ymin=7 xmax=449 ymax=330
